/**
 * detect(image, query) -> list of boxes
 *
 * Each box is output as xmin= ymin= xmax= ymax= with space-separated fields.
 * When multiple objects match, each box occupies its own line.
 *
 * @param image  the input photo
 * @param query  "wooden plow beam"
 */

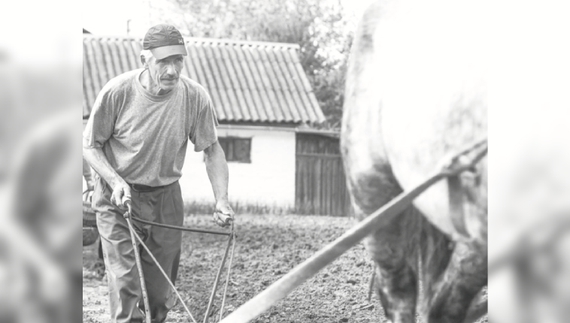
xmin=219 ymin=139 xmax=487 ymax=323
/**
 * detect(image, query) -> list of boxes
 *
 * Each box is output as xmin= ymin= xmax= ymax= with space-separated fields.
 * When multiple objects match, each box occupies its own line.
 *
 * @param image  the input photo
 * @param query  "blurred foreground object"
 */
xmin=1 ymin=110 xmax=82 ymax=323
xmin=0 ymin=1 xmax=82 ymax=322
xmin=489 ymin=1 xmax=570 ymax=322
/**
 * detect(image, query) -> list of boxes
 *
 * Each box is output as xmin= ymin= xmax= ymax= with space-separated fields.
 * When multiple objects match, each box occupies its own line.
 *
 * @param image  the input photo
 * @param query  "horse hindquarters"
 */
xmin=341 ymin=2 xmax=419 ymax=321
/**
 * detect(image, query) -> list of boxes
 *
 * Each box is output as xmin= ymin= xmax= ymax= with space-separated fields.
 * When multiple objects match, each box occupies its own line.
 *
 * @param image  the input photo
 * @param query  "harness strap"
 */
xmin=446 ymin=140 xmax=487 ymax=238
xmin=448 ymin=175 xmax=470 ymax=237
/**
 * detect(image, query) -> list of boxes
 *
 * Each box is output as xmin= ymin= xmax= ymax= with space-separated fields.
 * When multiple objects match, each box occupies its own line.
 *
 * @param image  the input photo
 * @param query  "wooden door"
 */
xmin=295 ymin=134 xmax=351 ymax=216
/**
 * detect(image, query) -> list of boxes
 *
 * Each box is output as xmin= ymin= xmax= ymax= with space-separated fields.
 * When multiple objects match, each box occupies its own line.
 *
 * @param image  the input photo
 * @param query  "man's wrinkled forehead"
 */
xmin=156 ymin=54 xmax=185 ymax=62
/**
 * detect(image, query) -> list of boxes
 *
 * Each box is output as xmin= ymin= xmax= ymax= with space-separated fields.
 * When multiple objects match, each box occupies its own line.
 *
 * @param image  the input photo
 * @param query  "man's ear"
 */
xmin=140 ymin=54 xmax=147 ymax=68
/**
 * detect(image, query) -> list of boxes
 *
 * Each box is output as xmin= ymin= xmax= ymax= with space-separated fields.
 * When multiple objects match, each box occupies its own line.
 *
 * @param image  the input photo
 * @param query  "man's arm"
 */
xmin=203 ymin=141 xmax=234 ymax=226
xmin=83 ymin=146 xmax=131 ymax=208
xmin=83 ymin=158 xmax=95 ymax=191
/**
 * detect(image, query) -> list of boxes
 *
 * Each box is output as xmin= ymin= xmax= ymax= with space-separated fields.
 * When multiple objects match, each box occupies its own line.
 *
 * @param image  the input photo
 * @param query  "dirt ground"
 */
xmin=83 ymin=214 xmax=487 ymax=323
xmin=83 ymin=214 xmax=384 ymax=323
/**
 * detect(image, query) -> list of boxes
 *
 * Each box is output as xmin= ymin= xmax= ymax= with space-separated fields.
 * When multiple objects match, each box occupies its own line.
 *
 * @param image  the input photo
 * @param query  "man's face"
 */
xmin=145 ymin=54 xmax=184 ymax=93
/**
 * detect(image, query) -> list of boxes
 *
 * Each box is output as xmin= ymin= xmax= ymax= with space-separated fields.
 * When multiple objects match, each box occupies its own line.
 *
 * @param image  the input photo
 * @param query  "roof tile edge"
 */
xmin=83 ymin=34 xmax=300 ymax=50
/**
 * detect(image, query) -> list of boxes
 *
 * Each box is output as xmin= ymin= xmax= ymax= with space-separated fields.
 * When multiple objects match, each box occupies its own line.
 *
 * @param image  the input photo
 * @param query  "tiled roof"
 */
xmin=83 ymin=35 xmax=325 ymax=124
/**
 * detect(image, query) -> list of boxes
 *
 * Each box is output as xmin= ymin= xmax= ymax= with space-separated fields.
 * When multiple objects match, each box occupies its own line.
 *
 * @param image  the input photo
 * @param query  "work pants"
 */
xmin=92 ymin=176 xmax=184 ymax=323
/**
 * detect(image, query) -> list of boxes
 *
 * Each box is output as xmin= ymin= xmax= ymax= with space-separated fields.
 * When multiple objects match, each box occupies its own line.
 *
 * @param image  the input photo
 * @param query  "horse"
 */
xmin=341 ymin=1 xmax=487 ymax=322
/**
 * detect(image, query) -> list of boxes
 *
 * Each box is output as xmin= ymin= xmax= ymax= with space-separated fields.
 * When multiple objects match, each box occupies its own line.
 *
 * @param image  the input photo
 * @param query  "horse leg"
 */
xmin=345 ymin=162 xmax=419 ymax=323
xmin=365 ymin=211 xmax=418 ymax=323
xmin=414 ymin=216 xmax=454 ymax=321
xmin=462 ymin=287 xmax=487 ymax=323
xmin=427 ymin=241 xmax=487 ymax=323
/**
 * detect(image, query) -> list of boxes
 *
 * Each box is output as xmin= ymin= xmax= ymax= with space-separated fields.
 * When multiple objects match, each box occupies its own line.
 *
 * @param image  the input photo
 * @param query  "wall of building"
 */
xmin=179 ymin=126 xmax=296 ymax=210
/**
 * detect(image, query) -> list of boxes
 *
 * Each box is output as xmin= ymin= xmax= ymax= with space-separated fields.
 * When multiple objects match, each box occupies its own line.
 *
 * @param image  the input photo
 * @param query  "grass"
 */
xmin=183 ymin=200 xmax=353 ymax=217
xmin=184 ymin=201 xmax=296 ymax=216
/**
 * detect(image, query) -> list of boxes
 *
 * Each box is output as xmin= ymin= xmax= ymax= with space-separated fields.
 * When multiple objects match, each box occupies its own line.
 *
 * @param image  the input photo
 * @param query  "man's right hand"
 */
xmin=110 ymin=182 xmax=132 ymax=209
xmin=83 ymin=146 xmax=132 ymax=210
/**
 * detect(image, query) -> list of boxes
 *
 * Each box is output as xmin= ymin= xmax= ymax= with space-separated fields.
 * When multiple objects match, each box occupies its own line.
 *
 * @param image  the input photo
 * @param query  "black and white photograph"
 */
xmin=0 ymin=0 xmax=570 ymax=323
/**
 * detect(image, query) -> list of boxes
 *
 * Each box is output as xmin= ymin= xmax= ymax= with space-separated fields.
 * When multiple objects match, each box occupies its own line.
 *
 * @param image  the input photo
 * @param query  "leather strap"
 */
xmin=448 ymin=174 xmax=470 ymax=238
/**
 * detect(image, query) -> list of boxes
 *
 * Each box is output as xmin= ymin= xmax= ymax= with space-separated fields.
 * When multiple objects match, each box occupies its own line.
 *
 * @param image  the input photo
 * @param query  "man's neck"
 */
xmin=140 ymin=69 xmax=170 ymax=95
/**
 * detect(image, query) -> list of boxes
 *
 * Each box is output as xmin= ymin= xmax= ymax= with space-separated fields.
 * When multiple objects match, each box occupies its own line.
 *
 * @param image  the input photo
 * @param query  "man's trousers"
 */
xmin=92 ymin=176 xmax=184 ymax=323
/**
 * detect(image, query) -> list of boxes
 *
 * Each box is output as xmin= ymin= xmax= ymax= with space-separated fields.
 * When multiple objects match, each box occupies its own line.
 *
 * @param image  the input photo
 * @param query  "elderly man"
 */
xmin=83 ymin=24 xmax=234 ymax=323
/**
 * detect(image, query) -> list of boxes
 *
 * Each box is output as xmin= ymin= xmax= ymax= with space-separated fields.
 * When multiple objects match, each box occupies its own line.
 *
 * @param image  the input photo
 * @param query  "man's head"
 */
xmin=143 ymin=24 xmax=187 ymax=60
xmin=140 ymin=24 xmax=187 ymax=93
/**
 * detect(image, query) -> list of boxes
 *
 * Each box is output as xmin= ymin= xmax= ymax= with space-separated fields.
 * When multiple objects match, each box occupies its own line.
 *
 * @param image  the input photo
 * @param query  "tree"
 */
xmin=154 ymin=0 xmax=354 ymax=129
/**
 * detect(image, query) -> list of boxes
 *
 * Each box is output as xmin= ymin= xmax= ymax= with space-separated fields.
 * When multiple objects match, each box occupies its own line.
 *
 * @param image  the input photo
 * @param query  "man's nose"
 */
xmin=165 ymin=64 xmax=178 ymax=76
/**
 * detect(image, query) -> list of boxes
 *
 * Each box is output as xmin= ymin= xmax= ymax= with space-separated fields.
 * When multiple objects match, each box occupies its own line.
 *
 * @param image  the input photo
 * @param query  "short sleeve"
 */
xmin=83 ymin=87 xmax=116 ymax=149
xmin=190 ymin=90 xmax=218 ymax=152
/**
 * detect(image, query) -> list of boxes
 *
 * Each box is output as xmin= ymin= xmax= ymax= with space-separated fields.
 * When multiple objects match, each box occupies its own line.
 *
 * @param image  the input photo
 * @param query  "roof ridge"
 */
xmin=83 ymin=34 xmax=300 ymax=50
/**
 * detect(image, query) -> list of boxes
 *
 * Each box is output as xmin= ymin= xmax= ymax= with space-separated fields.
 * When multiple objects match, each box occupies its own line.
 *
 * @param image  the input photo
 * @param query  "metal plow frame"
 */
xmin=124 ymin=205 xmax=236 ymax=323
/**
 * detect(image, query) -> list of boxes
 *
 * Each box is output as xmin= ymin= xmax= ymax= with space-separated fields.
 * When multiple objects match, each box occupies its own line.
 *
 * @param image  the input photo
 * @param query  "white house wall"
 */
xmin=179 ymin=127 xmax=296 ymax=210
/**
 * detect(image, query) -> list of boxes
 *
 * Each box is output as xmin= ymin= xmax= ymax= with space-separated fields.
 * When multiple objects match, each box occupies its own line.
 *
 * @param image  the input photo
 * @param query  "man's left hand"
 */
xmin=213 ymin=200 xmax=234 ymax=227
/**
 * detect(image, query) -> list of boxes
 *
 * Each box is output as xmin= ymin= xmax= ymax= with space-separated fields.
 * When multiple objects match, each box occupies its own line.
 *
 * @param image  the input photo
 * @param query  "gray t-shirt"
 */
xmin=83 ymin=69 xmax=218 ymax=186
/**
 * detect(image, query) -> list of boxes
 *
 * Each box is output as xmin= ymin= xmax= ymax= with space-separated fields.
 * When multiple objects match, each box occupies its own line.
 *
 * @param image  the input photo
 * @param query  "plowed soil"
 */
xmin=83 ymin=214 xmax=383 ymax=323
